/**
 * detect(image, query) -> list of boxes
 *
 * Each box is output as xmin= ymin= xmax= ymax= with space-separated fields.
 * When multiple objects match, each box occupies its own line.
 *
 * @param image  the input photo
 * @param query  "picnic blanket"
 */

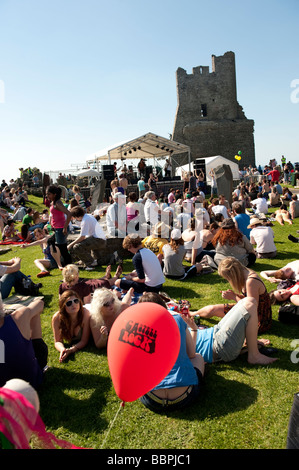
xmin=0 ymin=240 xmax=29 ymax=246
xmin=2 ymin=295 xmax=44 ymax=315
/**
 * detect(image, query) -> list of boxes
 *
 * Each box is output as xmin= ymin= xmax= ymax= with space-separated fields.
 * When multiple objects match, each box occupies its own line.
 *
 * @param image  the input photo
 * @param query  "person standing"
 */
xmin=137 ymin=177 xmax=146 ymax=198
xmin=148 ymin=173 xmax=158 ymax=195
xmin=46 ymin=185 xmax=72 ymax=266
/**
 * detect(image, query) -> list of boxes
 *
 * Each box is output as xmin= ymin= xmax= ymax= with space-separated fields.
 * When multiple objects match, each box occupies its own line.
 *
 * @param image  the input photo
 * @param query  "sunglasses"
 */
xmin=66 ymin=298 xmax=80 ymax=307
xmin=103 ymin=299 xmax=115 ymax=307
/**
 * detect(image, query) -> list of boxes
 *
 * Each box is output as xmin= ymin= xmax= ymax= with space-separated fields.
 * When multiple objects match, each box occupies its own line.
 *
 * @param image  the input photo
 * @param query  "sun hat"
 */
xmin=220 ymin=218 xmax=235 ymax=229
xmin=152 ymin=222 xmax=171 ymax=238
xmin=247 ymin=217 xmax=263 ymax=229
xmin=170 ymin=228 xmax=182 ymax=240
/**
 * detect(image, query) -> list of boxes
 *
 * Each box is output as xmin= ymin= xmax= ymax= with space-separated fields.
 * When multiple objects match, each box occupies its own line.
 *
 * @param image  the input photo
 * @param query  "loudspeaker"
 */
xmin=103 ymin=164 xmax=114 ymax=182
xmin=145 ymin=166 xmax=152 ymax=178
xmin=163 ymin=176 xmax=171 ymax=181
xmin=193 ymin=159 xmax=206 ymax=175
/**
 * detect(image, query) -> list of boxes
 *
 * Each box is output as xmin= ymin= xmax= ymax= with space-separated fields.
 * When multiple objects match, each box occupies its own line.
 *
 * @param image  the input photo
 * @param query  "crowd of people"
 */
xmin=0 ymin=156 xmax=299 ymax=436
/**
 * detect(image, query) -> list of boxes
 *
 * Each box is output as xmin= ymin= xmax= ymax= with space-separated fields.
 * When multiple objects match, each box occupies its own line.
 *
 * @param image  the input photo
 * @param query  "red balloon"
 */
xmin=107 ymin=302 xmax=180 ymax=402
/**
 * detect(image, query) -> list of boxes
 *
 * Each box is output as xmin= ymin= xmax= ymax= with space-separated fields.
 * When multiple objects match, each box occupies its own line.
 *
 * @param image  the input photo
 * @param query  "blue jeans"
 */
xmin=0 ymin=271 xmax=27 ymax=299
xmin=140 ymin=369 xmax=202 ymax=412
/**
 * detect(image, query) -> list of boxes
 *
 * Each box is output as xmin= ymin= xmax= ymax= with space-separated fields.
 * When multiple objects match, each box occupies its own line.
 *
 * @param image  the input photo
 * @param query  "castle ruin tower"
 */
xmin=172 ymin=51 xmax=255 ymax=168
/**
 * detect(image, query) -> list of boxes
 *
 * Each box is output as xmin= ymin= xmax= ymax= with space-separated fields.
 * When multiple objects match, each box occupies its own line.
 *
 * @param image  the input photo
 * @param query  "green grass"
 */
xmin=2 ymin=194 xmax=299 ymax=449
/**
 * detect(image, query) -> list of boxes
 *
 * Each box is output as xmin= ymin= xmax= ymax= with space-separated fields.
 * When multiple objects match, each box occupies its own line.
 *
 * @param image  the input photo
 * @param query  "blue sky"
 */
xmin=0 ymin=0 xmax=298 ymax=183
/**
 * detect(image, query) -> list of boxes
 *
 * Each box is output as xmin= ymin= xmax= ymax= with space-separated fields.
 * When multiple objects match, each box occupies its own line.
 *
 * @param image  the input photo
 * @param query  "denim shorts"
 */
xmin=54 ymin=228 xmax=67 ymax=245
xmin=212 ymin=299 xmax=250 ymax=362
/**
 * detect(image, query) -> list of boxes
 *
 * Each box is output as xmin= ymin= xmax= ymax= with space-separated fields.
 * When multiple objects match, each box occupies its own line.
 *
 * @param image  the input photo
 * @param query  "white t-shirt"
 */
xmin=211 ymin=204 xmax=229 ymax=219
xmin=251 ymin=197 xmax=268 ymax=214
xmin=285 ymin=260 xmax=299 ymax=281
xmin=250 ymin=226 xmax=276 ymax=253
xmin=133 ymin=248 xmax=165 ymax=287
xmin=144 ymin=199 xmax=159 ymax=224
xmin=80 ymin=213 xmax=106 ymax=239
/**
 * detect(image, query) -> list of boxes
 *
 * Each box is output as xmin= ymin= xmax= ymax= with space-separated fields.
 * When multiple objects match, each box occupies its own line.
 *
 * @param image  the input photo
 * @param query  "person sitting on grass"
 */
xmin=0 ymin=297 xmax=48 ymax=389
xmin=114 ymin=234 xmax=165 ymax=294
xmin=21 ymin=227 xmax=63 ymax=278
xmin=89 ymin=286 xmax=134 ymax=349
xmin=142 ymin=221 xmax=170 ymax=264
xmin=22 ymin=208 xmax=34 ymax=227
xmin=138 ymin=292 xmax=205 ymax=412
xmin=191 ymin=256 xmax=272 ymax=335
xmin=0 ymin=257 xmax=41 ymax=300
xmin=51 ymin=290 xmax=91 ymax=363
xmin=59 ymin=263 xmax=123 ymax=304
xmin=67 ymin=206 xmax=107 ymax=271
xmin=2 ymin=220 xmax=22 ymax=242
xmin=183 ymin=297 xmax=278 ymax=366
xmin=162 ymin=228 xmax=203 ymax=280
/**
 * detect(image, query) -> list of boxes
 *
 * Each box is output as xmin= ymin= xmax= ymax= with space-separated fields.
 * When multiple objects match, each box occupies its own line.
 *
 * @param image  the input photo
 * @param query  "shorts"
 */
xmin=139 ymin=368 xmax=203 ymax=412
xmin=54 ymin=228 xmax=67 ymax=245
xmin=212 ymin=299 xmax=250 ymax=362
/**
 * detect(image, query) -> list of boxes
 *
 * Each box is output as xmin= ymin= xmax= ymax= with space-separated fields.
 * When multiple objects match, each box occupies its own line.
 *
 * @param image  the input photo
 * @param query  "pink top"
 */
xmin=50 ymin=204 xmax=65 ymax=229
xmin=126 ymin=205 xmax=138 ymax=221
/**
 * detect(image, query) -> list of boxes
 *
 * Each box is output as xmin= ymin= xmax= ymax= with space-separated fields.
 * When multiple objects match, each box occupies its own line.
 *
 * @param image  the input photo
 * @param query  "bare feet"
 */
xmin=115 ymin=264 xmax=123 ymax=279
xmin=104 ymin=265 xmax=112 ymax=279
xmin=247 ymin=352 xmax=278 ymax=365
xmin=257 ymin=338 xmax=271 ymax=347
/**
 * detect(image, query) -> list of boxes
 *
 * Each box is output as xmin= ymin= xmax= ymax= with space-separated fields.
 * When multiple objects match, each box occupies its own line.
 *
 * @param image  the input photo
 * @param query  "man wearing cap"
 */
xmin=248 ymin=217 xmax=277 ymax=259
xmin=106 ymin=192 xmax=127 ymax=238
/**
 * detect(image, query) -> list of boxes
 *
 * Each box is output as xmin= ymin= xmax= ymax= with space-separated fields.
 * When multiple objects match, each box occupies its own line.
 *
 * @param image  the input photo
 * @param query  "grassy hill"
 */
xmin=1 ymin=194 xmax=299 ymax=450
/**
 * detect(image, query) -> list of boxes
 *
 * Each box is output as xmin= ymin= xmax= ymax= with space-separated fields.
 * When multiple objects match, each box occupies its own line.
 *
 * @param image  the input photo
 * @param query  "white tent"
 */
xmin=85 ymin=132 xmax=191 ymax=169
xmin=75 ymin=168 xmax=101 ymax=177
xmin=176 ymin=155 xmax=240 ymax=182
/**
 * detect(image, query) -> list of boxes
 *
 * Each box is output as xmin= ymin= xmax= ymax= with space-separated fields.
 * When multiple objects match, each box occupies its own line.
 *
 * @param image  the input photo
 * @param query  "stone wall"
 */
xmin=172 ymin=51 xmax=255 ymax=169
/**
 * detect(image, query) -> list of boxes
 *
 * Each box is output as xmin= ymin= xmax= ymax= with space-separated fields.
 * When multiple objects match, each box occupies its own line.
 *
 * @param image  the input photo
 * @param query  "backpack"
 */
xmin=14 ymin=276 xmax=41 ymax=297
xmin=278 ymin=303 xmax=299 ymax=324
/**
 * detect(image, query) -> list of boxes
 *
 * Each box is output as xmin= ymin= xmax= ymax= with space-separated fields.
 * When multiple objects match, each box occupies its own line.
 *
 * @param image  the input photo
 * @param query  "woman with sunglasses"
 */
xmin=52 ymin=290 xmax=91 ymax=362
xmin=89 ymin=287 xmax=133 ymax=349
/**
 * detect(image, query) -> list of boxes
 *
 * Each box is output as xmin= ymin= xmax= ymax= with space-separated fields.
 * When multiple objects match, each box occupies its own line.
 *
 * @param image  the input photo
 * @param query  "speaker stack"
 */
xmin=193 ymin=159 xmax=206 ymax=180
xmin=145 ymin=165 xmax=152 ymax=179
xmin=102 ymin=165 xmax=115 ymax=188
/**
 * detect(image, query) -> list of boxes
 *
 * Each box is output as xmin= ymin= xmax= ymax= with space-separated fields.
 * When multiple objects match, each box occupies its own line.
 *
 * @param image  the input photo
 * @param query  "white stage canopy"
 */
xmin=86 ymin=132 xmax=191 ymax=167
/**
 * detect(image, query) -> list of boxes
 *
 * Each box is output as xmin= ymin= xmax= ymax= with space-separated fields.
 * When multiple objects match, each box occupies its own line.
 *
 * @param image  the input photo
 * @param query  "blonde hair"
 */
xmin=218 ymin=257 xmax=250 ymax=293
xmin=89 ymin=288 xmax=123 ymax=326
xmin=62 ymin=264 xmax=79 ymax=286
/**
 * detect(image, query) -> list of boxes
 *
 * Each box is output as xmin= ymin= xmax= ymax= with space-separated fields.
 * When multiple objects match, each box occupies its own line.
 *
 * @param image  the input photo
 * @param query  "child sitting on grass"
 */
xmin=21 ymin=227 xmax=63 ymax=278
